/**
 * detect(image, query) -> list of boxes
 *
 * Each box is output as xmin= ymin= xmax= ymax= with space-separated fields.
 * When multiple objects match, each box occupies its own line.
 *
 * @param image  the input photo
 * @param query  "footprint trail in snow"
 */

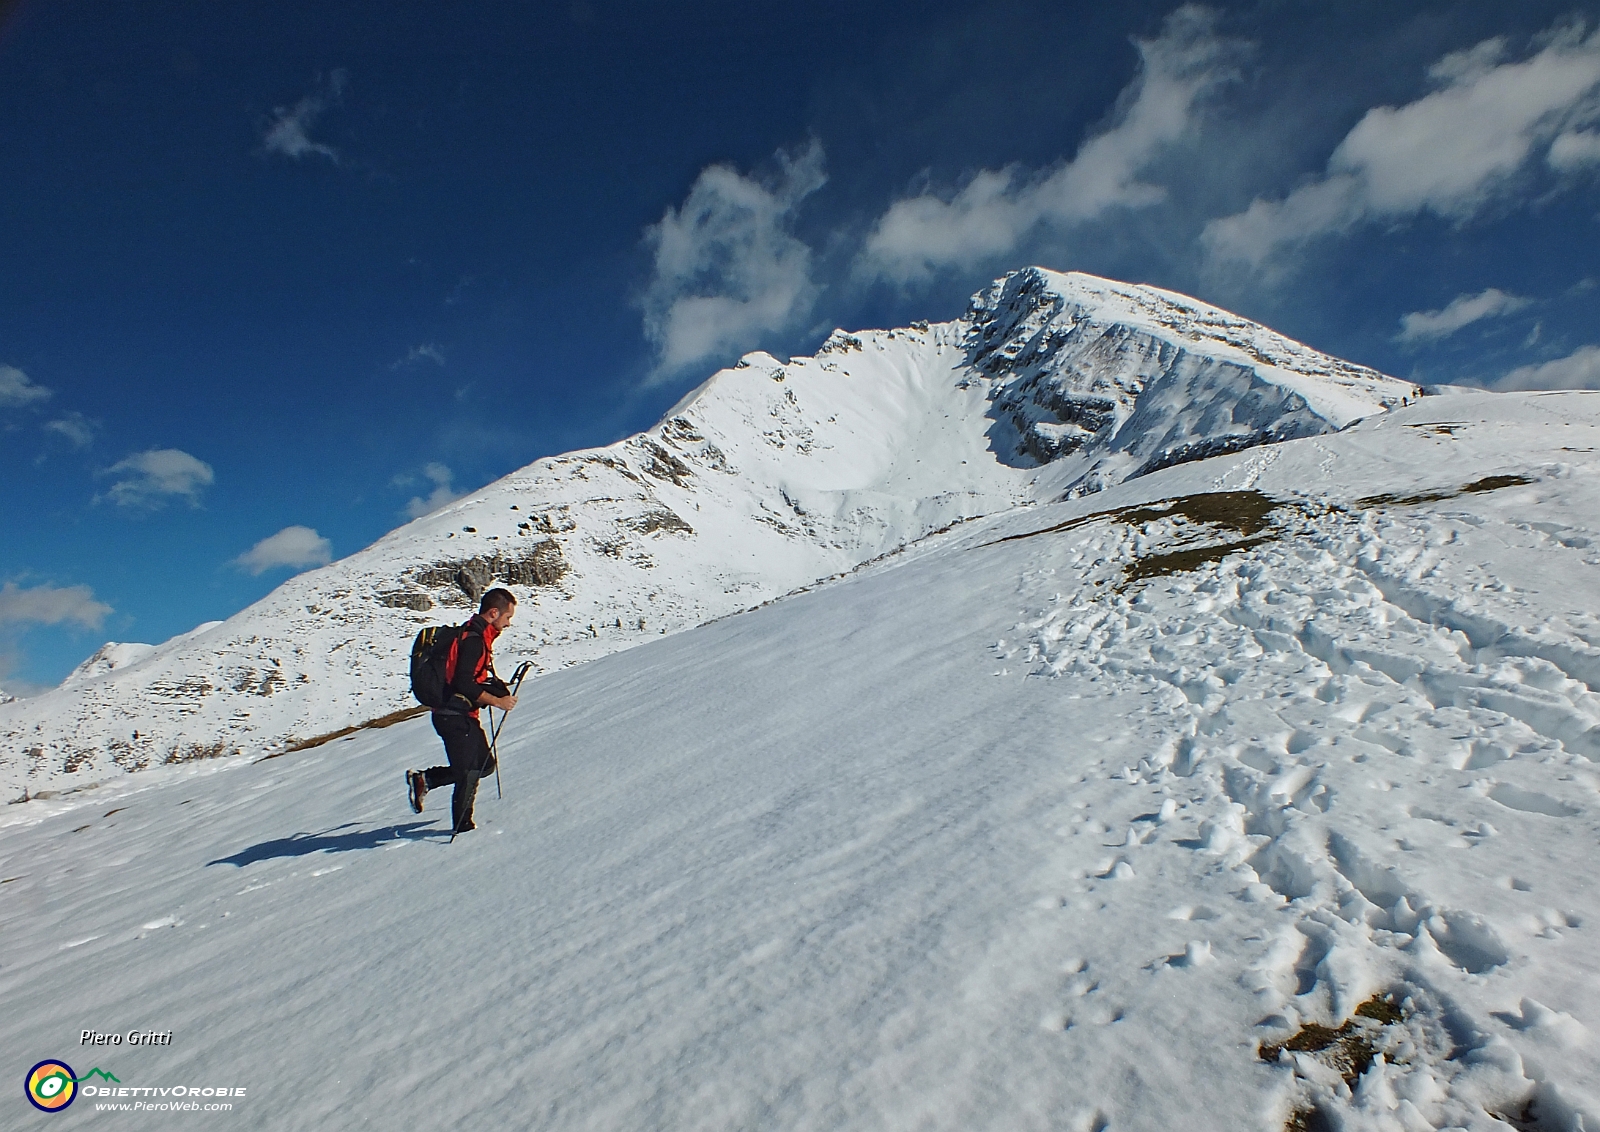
xmin=980 ymin=393 xmax=1600 ymax=1129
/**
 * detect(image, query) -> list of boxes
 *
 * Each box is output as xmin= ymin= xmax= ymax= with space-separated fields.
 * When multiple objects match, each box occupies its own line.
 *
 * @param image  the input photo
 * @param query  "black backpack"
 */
xmin=410 ymin=624 xmax=467 ymax=709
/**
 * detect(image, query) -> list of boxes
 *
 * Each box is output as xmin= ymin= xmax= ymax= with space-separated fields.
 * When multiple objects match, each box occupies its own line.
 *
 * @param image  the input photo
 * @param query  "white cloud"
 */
xmin=640 ymin=139 xmax=826 ymax=378
xmin=0 ymin=364 xmax=51 ymax=408
xmin=262 ymin=70 xmax=347 ymax=162
xmin=1205 ymin=26 xmax=1600 ymax=268
xmin=1397 ymin=288 xmax=1532 ymax=344
xmin=232 ymin=526 xmax=333 ymax=575
xmin=43 ymin=411 xmax=98 ymax=448
xmin=98 ymin=448 xmax=214 ymax=509
xmin=403 ymin=462 xmax=466 ymax=519
xmin=860 ymin=6 xmax=1241 ymax=282
xmin=1549 ymin=128 xmax=1600 ymax=169
xmin=0 ymin=581 xmax=112 ymax=630
xmin=1498 ymin=344 xmax=1600 ymax=390
xmin=391 ymin=344 xmax=445 ymax=369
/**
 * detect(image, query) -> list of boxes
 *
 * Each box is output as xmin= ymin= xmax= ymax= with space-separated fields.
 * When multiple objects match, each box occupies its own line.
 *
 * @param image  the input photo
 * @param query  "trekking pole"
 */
xmin=451 ymin=664 xmax=531 ymax=843
xmin=487 ymin=662 xmax=532 ymax=800
xmin=491 ymin=706 xmax=502 ymax=799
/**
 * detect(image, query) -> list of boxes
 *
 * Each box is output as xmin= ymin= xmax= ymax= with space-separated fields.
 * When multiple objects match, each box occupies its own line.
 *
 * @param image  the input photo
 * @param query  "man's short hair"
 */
xmin=480 ymin=588 xmax=517 ymax=615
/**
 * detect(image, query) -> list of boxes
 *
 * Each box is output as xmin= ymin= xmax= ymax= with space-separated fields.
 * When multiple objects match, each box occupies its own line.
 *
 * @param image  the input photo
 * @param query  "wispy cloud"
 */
xmin=97 ymin=448 xmax=214 ymax=509
xmin=1548 ymin=127 xmax=1600 ymax=170
xmin=1397 ymin=288 xmax=1532 ymax=344
xmin=1204 ymin=25 xmax=1600 ymax=269
xmin=0 ymin=580 xmax=112 ymax=631
xmin=401 ymin=462 xmax=466 ymax=519
xmin=0 ymin=364 xmax=51 ymax=408
xmin=232 ymin=526 xmax=333 ymax=575
xmin=262 ymin=70 xmax=347 ymax=163
xmin=391 ymin=344 xmax=446 ymax=370
xmin=43 ymin=410 xmax=98 ymax=448
xmin=1498 ymin=343 xmax=1600 ymax=390
xmin=859 ymin=6 xmax=1242 ymax=284
xmin=640 ymin=139 xmax=827 ymax=379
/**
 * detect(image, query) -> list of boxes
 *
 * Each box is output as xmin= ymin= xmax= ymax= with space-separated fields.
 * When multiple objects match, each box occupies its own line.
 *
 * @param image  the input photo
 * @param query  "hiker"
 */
xmin=406 ymin=588 xmax=518 ymax=833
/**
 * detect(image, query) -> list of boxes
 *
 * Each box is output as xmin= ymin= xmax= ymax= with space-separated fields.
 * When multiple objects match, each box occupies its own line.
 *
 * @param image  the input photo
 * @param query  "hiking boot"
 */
xmin=456 ymin=818 xmax=476 ymax=832
xmin=406 ymin=770 xmax=427 ymax=814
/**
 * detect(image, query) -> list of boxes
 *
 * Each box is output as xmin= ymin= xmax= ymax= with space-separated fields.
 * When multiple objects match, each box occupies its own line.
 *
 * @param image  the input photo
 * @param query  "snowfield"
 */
xmin=5 ymin=384 xmax=1599 ymax=1130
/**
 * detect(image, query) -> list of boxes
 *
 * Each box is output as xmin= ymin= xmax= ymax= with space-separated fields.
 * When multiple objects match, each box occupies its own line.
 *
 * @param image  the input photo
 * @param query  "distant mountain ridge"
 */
xmin=0 ymin=268 xmax=1415 ymax=799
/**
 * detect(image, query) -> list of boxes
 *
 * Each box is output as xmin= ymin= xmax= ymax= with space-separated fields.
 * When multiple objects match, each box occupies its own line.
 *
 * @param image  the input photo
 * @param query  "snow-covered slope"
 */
xmin=0 ymin=268 xmax=1413 ymax=800
xmin=60 ymin=641 xmax=165 ymax=689
xmin=5 ymin=390 xmax=1597 ymax=1130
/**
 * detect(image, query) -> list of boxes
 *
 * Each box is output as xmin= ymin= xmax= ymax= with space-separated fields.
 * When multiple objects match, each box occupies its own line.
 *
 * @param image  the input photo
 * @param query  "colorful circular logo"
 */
xmin=26 ymin=1060 xmax=77 ymax=1113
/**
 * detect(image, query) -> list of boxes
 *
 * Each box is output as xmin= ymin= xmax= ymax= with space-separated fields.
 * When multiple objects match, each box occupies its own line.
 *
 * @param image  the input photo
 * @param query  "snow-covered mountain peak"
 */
xmin=1 ymin=268 xmax=1417 ymax=798
xmin=970 ymin=267 xmax=1390 ymax=388
xmin=965 ymin=267 xmax=1415 ymax=493
xmin=58 ymin=642 xmax=161 ymax=690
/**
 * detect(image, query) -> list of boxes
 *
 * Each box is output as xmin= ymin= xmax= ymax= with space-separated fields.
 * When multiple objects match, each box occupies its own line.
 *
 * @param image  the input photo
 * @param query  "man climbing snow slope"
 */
xmin=406 ymin=588 xmax=518 ymax=834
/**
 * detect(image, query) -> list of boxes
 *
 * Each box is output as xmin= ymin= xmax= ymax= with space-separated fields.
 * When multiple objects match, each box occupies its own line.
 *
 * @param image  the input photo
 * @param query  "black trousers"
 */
xmin=424 ymin=713 xmax=497 ymax=828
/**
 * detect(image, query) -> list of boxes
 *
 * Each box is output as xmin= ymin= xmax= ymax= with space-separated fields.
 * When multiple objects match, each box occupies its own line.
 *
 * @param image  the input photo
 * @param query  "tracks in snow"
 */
xmin=987 ymin=493 xmax=1600 ymax=1127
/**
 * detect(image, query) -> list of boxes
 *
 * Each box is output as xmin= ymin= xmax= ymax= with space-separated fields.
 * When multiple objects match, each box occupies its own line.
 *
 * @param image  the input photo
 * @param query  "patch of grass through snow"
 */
xmin=984 ymin=488 xmax=1295 ymax=589
xmin=1119 ymin=533 xmax=1278 ymax=589
xmin=1261 ymin=995 xmax=1406 ymax=1131
xmin=1355 ymin=473 xmax=1537 ymax=509
xmin=987 ymin=489 xmax=1283 ymax=549
xmin=989 ymin=472 xmax=1542 ymax=594
xmin=269 ymin=705 xmax=429 ymax=759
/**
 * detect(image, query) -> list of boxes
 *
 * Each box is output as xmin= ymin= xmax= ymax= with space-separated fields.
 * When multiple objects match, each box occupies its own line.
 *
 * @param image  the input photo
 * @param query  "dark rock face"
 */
xmin=660 ymin=417 xmax=702 ymax=443
xmin=965 ymin=270 xmax=1157 ymax=470
xmin=995 ymin=386 xmax=1120 ymax=463
xmin=1129 ymin=421 xmax=1315 ymax=480
xmin=494 ymin=540 xmax=570 ymax=587
xmin=378 ymin=592 xmax=435 ymax=611
xmin=230 ymin=666 xmax=287 ymax=696
xmin=165 ymin=741 xmax=236 ymax=764
xmin=455 ymin=560 xmax=493 ymax=602
xmin=641 ymin=441 xmax=693 ymax=486
xmin=411 ymin=539 xmax=570 ymax=602
xmin=625 ymin=509 xmax=694 ymax=536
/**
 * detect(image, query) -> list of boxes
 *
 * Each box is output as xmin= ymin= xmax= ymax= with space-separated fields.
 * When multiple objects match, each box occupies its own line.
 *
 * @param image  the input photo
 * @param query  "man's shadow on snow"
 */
xmin=207 ymin=821 xmax=442 ymax=867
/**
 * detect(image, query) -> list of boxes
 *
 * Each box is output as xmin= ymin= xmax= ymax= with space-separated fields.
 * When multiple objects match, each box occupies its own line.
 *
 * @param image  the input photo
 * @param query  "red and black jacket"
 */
xmin=440 ymin=614 xmax=506 ymax=719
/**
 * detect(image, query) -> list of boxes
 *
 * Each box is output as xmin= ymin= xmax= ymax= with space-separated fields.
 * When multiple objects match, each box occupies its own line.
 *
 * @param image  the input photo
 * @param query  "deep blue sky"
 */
xmin=4 ymin=0 xmax=1600 ymax=690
